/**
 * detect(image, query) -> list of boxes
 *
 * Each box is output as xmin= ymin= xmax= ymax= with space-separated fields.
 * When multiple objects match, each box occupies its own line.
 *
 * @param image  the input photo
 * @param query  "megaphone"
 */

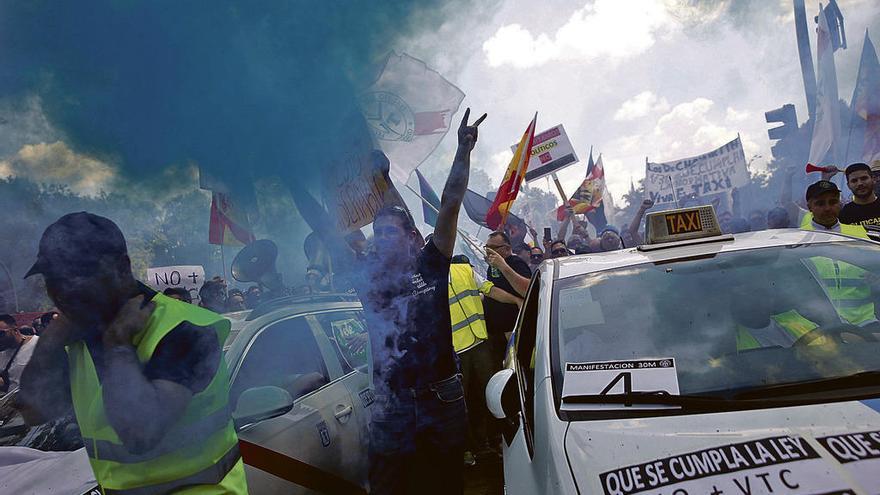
xmin=231 ymin=239 xmax=284 ymax=293
xmin=806 ymin=163 xmax=841 ymax=174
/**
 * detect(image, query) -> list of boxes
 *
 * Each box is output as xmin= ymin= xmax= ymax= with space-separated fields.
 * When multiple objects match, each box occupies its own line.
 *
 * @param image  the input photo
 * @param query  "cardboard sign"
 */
xmin=600 ymin=436 xmax=852 ymax=495
xmin=561 ymin=358 xmax=680 ymax=410
xmin=146 ymin=265 xmax=205 ymax=303
xmin=646 ymin=137 xmax=749 ymax=205
xmin=321 ymin=113 xmax=399 ymax=233
xmin=509 ymin=124 xmax=579 ymax=182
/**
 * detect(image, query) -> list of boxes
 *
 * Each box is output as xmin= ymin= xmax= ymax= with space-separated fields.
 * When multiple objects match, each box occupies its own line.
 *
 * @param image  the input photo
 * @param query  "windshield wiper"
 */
xmin=730 ymin=371 xmax=880 ymax=400
xmin=562 ymin=391 xmax=734 ymax=411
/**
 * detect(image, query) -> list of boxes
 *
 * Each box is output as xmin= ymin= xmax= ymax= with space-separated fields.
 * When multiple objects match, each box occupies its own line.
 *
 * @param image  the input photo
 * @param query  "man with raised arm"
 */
xmin=357 ymin=109 xmax=486 ymax=494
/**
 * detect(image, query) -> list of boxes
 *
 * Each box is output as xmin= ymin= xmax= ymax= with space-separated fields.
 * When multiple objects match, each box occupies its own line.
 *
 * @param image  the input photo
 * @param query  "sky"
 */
xmin=402 ymin=0 xmax=880 ymax=206
xmin=1 ymin=0 xmax=879 ymax=217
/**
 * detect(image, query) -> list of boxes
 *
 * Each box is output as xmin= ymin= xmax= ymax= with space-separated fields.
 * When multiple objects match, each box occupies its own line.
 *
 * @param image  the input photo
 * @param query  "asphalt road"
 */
xmin=463 ymin=451 xmax=504 ymax=495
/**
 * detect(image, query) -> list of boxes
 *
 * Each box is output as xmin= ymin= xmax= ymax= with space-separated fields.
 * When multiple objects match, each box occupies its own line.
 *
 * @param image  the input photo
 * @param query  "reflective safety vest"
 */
xmin=67 ymin=293 xmax=247 ymax=494
xmin=804 ymin=256 xmax=878 ymax=326
xmin=736 ymin=310 xmax=818 ymax=351
xmin=800 ymin=212 xmax=813 ymax=228
xmin=449 ymin=264 xmax=491 ymax=353
xmin=801 ymin=219 xmax=869 ymax=239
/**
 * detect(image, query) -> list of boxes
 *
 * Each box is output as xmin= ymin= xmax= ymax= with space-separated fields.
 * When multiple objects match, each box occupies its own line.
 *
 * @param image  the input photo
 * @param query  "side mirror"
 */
xmin=233 ymin=386 xmax=295 ymax=430
xmin=485 ymin=368 xmax=518 ymax=419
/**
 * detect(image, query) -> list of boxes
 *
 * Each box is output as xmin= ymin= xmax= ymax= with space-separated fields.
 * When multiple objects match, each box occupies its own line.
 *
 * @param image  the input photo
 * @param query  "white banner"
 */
xmin=146 ymin=265 xmax=205 ymax=303
xmin=646 ymin=137 xmax=748 ymax=206
xmin=509 ymin=124 xmax=579 ymax=182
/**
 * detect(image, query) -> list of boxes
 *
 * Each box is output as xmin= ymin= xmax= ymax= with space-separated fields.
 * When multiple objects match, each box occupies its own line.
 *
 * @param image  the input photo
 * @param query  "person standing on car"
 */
xmin=0 ymin=314 xmax=39 ymax=395
xmin=18 ymin=212 xmax=247 ymax=494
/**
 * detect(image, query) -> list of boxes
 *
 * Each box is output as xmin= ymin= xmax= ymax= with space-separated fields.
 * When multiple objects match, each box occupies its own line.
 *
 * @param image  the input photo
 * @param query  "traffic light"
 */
xmin=765 ymin=104 xmax=798 ymax=141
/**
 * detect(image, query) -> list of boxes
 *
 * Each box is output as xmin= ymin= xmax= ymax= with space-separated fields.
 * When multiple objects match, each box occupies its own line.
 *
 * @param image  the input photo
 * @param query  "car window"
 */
xmin=313 ymin=311 xmax=370 ymax=374
xmin=230 ymin=316 xmax=329 ymax=406
xmin=553 ymin=241 xmax=880 ymax=413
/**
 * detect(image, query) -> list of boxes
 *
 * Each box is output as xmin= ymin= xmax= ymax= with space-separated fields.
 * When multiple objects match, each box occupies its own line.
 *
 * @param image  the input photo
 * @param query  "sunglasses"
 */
xmin=529 ymin=254 xmax=543 ymax=260
xmin=551 ymin=249 xmax=568 ymax=255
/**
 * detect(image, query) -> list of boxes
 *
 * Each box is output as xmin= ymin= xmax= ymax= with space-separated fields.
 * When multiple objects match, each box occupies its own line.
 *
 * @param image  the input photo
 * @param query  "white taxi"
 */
xmin=487 ymin=206 xmax=880 ymax=495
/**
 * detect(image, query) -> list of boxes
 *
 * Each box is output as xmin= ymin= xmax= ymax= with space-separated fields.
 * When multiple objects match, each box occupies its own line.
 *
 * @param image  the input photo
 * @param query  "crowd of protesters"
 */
xmin=4 ymin=153 xmax=880 ymax=495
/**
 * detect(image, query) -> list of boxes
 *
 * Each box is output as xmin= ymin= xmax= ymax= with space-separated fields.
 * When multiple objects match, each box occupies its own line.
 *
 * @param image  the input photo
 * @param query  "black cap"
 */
xmin=805 ymin=180 xmax=840 ymax=202
xmin=25 ymin=212 xmax=128 ymax=278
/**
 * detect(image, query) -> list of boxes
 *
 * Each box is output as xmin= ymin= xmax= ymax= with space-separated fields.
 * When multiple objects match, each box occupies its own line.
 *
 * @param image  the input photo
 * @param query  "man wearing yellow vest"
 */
xmin=800 ymin=180 xmax=869 ymax=238
xmin=448 ymin=255 xmax=521 ymax=467
xmin=19 ymin=212 xmax=246 ymax=494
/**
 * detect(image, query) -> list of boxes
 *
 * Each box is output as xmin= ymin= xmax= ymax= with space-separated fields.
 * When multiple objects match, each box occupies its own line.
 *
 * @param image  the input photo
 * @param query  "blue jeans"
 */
xmin=368 ymin=373 xmax=467 ymax=495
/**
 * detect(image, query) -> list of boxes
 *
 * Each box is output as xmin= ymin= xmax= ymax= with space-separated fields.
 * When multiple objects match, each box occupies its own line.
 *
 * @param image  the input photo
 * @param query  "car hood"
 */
xmin=0 ymin=446 xmax=97 ymax=495
xmin=564 ymin=399 xmax=880 ymax=495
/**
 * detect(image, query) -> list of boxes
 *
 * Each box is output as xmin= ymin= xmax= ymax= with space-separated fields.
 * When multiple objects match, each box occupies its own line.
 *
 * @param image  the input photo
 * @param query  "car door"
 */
xmin=308 ymin=310 xmax=372 ymax=488
xmin=231 ymin=314 xmax=363 ymax=494
xmin=505 ymin=273 xmax=542 ymax=495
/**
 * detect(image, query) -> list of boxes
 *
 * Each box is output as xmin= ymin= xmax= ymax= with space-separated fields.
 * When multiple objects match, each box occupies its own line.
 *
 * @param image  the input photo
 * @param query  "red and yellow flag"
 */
xmin=486 ymin=113 xmax=537 ymax=230
xmin=209 ymin=192 xmax=256 ymax=246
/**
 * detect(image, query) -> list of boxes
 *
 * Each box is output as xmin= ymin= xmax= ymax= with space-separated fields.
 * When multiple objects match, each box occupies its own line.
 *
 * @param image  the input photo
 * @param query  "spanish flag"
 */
xmin=486 ymin=113 xmax=537 ymax=230
xmin=208 ymin=192 xmax=256 ymax=246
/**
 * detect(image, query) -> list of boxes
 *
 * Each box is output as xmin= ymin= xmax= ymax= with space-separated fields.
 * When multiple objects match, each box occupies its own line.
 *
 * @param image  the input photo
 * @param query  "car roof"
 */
xmin=552 ymin=228 xmax=873 ymax=280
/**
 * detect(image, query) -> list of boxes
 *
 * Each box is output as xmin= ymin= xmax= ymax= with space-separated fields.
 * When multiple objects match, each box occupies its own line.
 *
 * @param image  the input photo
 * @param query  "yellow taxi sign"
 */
xmin=644 ymin=205 xmax=723 ymax=245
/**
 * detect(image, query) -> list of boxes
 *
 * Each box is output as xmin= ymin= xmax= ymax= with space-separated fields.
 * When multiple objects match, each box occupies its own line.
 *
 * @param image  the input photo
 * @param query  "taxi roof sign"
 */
xmin=643 ymin=205 xmax=726 ymax=246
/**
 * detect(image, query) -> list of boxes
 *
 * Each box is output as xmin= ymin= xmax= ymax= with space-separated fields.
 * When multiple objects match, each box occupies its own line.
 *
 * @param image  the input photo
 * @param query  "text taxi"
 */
xmin=487 ymin=205 xmax=880 ymax=494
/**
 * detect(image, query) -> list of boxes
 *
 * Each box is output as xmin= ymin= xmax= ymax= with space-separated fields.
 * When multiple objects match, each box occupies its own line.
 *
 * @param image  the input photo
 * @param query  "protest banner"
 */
xmin=321 ymin=112 xmax=405 ymax=233
xmin=509 ymin=124 xmax=579 ymax=182
xmin=146 ymin=265 xmax=206 ymax=303
xmin=645 ymin=136 xmax=748 ymax=206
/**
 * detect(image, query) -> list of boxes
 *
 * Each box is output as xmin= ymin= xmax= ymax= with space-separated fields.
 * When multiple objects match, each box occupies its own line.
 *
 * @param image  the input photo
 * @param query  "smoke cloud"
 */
xmin=0 ymin=1 xmax=475 ymax=199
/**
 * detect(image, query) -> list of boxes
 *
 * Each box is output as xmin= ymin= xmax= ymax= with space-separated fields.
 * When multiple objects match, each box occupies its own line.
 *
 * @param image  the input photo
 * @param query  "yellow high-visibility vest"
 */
xmin=804 ymin=256 xmax=878 ymax=326
xmin=67 ymin=293 xmax=247 ymax=494
xmin=736 ymin=310 xmax=818 ymax=351
xmin=449 ymin=264 xmax=491 ymax=353
xmin=801 ymin=218 xmax=869 ymax=238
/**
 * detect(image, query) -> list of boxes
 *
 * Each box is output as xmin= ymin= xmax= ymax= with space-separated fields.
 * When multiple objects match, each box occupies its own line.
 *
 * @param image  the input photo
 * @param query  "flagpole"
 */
xmin=551 ymin=173 xmax=568 ymax=203
xmin=220 ymin=245 xmax=228 ymax=294
xmin=403 ymin=183 xmax=486 ymax=256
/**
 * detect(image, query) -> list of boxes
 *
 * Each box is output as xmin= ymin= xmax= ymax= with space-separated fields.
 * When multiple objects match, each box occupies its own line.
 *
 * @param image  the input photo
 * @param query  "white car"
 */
xmin=0 ymin=293 xmax=373 ymax=495
xmin=487 ymin=206 xmax=880 ymax=495
xmin=226 ymin=293 xmax=373 ymax=494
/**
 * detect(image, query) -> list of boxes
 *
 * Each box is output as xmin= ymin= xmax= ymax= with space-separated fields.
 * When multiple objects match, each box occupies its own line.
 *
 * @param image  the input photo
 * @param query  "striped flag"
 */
xmin=486 ymin=113 xmax=537 ymax=230
xmin=208 ymin=192 xmax=256 ymax=246
xmin=556 ymin=150 xmax=606 ymax=223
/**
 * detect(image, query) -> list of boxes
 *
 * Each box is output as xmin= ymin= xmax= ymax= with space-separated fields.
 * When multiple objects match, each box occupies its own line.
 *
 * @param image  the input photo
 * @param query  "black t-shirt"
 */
xmin=84 ymin=285 xmax=221 ymax=394
xmin=839 ymin=197 xmax=880 ymax=227
xmin=353 ymin=239 xmax=455 ymax=391
xmin=484 ymin=255 xmax=531 ymax=337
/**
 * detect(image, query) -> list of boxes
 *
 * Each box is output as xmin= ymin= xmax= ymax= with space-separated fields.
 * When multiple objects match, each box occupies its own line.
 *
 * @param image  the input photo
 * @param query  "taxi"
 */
xmin=486 ymin=206 xmax=880 ymax=495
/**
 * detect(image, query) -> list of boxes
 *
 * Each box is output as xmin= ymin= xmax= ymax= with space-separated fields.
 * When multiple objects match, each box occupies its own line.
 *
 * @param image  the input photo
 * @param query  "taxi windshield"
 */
xmin=553 ymin=240 xmax=880 ymax=410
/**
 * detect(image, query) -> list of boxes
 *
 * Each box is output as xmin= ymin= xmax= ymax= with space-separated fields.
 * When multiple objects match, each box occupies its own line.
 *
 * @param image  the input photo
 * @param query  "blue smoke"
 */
xmin=0 ymin=1 xmax=458 ymax=193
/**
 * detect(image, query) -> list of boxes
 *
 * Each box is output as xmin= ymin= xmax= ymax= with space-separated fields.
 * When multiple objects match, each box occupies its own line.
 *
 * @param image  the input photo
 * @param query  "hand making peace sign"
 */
xmin=457 ymin=107 xmax=487 ymax=152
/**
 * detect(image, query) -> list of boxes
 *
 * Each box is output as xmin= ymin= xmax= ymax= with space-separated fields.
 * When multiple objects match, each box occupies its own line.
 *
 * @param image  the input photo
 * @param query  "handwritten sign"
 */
xmin=146 ymin=265 xmax=205 ymax=303
xmin=510 ymin=124 xmax=579 ymax=182
xmin=321 ymin=112 xmax=398 ymax=233
xmin=646 ymin=137 xmax=748 ymax=205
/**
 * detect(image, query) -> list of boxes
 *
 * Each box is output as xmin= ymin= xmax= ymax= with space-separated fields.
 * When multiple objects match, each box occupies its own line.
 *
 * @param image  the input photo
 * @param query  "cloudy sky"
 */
xmin=405 ymin=0 xmax=880 ymax=203
xmin=2 ymin=0 xmax=879 ymax=211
